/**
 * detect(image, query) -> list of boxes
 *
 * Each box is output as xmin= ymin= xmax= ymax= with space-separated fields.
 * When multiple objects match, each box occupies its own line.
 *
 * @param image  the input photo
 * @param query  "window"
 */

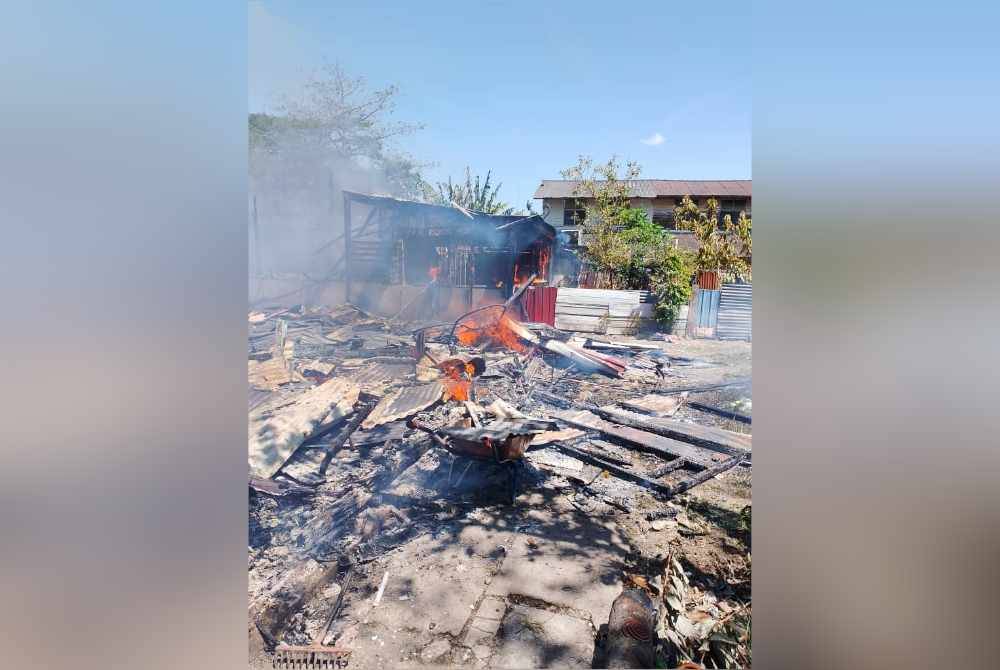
xmin=653 ymin=212 xmax=676 ymax=230
xmin=718 ymin=199 xmax=748 ymax=228
xmin=563 ymin=199 xmax=586 ymax=227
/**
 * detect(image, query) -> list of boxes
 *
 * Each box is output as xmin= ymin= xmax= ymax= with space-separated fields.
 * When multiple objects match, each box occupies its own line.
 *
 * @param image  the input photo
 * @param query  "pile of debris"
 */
xmin=248 ymin=301 xmax=751 ymax=667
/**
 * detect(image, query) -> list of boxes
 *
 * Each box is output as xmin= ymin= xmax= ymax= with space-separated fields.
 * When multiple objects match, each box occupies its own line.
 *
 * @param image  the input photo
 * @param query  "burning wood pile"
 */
xmin=248 ymin=300 xmax=750 ymax=667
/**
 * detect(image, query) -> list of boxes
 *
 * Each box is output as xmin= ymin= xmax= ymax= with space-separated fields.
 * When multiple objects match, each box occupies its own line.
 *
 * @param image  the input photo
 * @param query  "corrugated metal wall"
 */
xmin=688 ymin=288 xmax=721 ymax=337
xmin=554 ymin=288 xmax=654 ymax=335
xmin=717 ymin=283 xmax=752 ymax=341
xmin=521 ymin=286 xmax=558 ymax=325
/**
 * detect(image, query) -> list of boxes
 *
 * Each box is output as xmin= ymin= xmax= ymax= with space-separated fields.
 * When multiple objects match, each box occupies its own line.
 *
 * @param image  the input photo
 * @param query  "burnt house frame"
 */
xmin=341 ymin=190 xmax=556 ymax=312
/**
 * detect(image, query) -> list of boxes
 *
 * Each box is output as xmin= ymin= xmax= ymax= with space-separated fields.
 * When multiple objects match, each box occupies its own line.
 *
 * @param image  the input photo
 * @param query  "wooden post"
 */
xmin=508 ymin=230 xmax=519 ymax=299
xmin=343 ymin=192 xmax=352 ymax=304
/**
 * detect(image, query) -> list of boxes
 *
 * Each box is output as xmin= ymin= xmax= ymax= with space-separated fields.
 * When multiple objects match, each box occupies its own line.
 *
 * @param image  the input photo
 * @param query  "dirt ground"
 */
xmin=249 ymin=333 xmax=751 ymax=669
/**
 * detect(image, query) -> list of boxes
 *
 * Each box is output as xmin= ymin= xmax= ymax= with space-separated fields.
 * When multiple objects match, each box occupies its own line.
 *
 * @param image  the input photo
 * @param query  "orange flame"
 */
xmin=455 ymin=308 xmax=530 ymax=354
xmin=443 ymin=378 xmax=470 ymax=401
xmin=536 ymin=245 xmax=551 ymax=282
xmin=441 ymin=360 xmax=476 ymax=401
xmin=513 ymin=243 xmax=552 ymax=287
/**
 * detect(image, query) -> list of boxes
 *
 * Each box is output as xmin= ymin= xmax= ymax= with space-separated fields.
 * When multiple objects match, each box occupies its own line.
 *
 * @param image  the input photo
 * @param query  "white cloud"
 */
xmin=640 ymin=132 xmax=666 ymax=146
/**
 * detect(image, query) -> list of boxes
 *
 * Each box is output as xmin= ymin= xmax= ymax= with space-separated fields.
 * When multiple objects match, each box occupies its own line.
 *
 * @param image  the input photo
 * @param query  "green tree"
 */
xmin=560 ymin=155 xmax=641 ymax=266
xmin=425 ymin=167 xmax=513 ymax=214
xmin=673 ymin=196 xmax=752 ymax=281
xmin=559 ymin=156 xmax=695 ymax=324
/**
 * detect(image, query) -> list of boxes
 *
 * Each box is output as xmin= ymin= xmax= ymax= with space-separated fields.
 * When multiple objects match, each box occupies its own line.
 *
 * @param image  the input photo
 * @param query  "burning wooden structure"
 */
xmin=341 ymin=191 xmax=557 ymax=318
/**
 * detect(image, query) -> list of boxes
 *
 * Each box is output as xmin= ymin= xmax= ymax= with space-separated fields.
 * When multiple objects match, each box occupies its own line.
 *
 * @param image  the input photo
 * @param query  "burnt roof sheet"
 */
xmin=361 ymin=381 xmax=444 ymax=430
xmin=342 ymin=191 xmax=555 ymax=238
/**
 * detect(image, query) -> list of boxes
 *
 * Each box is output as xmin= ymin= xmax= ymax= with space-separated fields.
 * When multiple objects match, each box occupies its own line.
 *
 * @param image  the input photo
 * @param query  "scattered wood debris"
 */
xmin=247 ymin=302 xmax=751 ymax=666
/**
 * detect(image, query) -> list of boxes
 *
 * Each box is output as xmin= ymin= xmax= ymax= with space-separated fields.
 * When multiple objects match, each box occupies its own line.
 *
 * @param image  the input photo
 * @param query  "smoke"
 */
xmin=249 ymin=6 xmax=420 ymax=302
xmin=250 ymin=147 xmax=393 ymax=283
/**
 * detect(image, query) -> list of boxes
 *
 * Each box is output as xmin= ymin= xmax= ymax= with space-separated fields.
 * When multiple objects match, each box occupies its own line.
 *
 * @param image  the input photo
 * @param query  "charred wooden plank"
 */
xmin=549 ymin=442 xmax=675 ymax=497
xmin=654 ymin=378 xmax=751 ymax=395
xmin=536 ymin=389 xmax=750 ymax=457
xmin=549 ymin=407 xmax=719 ymax=468
xmin=668 ymin=452 xmax=748 ymax=496
xmin=607 ymin=409 xmax=751 ymax=455
xmin=318 ymin=398 xmax=377 ymax=476
xmin=568 ymin=440 xmax=633 ymax=467
xmin=647 ymin=458 xmax=690 ymax=479
xmin=687 ymin=400 xmax=752 ymax=425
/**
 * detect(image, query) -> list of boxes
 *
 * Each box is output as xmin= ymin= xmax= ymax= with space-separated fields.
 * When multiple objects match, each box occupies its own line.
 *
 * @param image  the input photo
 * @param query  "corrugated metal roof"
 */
xmin=361 ymin=382 xmax=444 ymax=430
xmin=342 ymin=190 xmax=554 ymax=234
xmin=348 ymin=359 xmax=416 ymax=393
xmin=248 ymin=377 xmax=361 ymax=478
xmin=533 ymin=180 xmax=751 ymax=200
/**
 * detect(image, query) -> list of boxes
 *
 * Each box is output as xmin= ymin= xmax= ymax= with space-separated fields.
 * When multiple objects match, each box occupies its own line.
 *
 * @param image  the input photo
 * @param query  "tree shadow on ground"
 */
xmin=685 ymin=497 xmax=751 ymax=548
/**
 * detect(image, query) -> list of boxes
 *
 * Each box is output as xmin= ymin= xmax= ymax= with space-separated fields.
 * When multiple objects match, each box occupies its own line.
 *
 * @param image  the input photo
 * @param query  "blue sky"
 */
xmin=250 ymin=1 xmax=750 ymax=209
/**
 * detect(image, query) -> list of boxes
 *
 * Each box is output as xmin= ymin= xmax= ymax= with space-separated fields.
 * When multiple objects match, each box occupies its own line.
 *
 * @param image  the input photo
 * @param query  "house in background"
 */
xmin=533 ymin=179 xmax=751 ymax=250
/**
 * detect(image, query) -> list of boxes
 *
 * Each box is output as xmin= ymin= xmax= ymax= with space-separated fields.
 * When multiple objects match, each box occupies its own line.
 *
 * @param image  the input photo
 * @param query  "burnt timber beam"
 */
xmin=552 ymin=409 xmax=715 ymax=466
xmin=669 ymin=452 xmax=748 ymax=497
xmin=548 ymin=441 xmax=675 ymax=497
xmin=550 ymin=440 xmax=746 ymax=499
xmin=537 ymin=388 xmax=750 ymax=458
xmin=653 ymin=378 xmax=751 ymax=395
xmin=318 ymin=398 xmax=378 ymax=476
xmin=687 ymin=400 xmax=752 ymax=425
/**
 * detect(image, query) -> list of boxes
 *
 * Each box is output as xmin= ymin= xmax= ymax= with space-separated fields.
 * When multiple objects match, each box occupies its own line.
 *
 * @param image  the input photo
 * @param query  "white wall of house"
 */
xmin=541 ymin=198 xmax=565 ymax=230
xmin=542 ymin=196 xmax=675 ymax=232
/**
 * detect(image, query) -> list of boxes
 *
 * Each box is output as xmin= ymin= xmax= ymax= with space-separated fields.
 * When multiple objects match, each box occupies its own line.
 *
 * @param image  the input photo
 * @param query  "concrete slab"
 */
xmin=492 ymin=604 xmax=593 ymax=669
xmin=462 ymin=595 xmax=506 ymax=647
xmin=483 ymin=508 xmax=630 ymax=625
xmin=329 ymin=532 xmax=494 ymax=669
xmin=324 ymin=488 xmax=631 ymax=668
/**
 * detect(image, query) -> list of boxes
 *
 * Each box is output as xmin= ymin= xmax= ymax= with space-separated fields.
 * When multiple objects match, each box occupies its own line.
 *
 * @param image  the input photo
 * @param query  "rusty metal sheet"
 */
xmin=348 ymin=359 xmax=416 ymax=394
xmin=361 ymin=382 xmax=443 ymax=430
xmin=248 ymin=377 xmax=360 ymax=478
